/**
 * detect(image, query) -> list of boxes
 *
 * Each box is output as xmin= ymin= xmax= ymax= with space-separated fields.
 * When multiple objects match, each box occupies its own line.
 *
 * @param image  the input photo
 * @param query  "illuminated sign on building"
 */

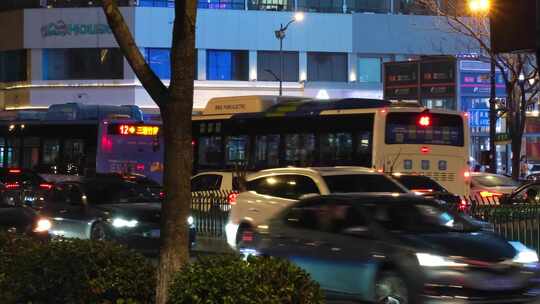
xmin=41 ymin=20 xmax=112 ymax=38
xmin=108 ymin=124 xmax=160 ymax=136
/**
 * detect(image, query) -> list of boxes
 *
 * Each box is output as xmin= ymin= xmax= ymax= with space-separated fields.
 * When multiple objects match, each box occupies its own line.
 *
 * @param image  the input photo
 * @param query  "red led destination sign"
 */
xmin=108 ymin=124 xmax=160 ymax=136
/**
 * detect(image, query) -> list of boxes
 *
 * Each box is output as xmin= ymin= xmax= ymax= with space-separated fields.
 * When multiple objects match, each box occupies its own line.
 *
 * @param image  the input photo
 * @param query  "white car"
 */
xmin=191 ymin=171 xmax=241 ymax=211
xmin=226 ymin=166 xmax=408 ymax=248
xmin=470 ymin=172 xmax=520 ymax=202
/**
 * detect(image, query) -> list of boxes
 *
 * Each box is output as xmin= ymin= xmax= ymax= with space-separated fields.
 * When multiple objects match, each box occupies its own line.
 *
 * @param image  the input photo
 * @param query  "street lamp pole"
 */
xmin=274 ymin=12 xmax=303 ymax=96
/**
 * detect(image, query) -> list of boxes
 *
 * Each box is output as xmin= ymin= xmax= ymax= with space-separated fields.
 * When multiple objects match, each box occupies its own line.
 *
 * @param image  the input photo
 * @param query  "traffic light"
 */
xmin=490 ymin=0 xmax=536 ymax=53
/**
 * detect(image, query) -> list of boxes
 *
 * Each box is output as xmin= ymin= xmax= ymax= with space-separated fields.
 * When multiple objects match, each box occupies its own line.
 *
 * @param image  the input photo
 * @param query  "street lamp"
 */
xmin=468 ymin=0 xmax=498 ymax=173
xmin=274 ymin=12 xmax=304 ymax=96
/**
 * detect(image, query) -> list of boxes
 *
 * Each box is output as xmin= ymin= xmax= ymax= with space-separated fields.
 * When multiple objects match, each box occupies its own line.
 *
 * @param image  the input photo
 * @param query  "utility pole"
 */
xmin=489 ymin=58 xmax=497 ymax=173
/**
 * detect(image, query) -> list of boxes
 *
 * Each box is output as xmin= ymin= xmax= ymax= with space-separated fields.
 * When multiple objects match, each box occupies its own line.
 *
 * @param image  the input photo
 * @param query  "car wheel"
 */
xmin=90 ymin=222 xmax=110 ymax=241
xmin=375 ymin=271 xmax=410 ymax=304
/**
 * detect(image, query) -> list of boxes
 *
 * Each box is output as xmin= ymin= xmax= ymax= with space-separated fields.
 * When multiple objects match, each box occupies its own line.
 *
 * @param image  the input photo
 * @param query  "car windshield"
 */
xmin=369 ymin=203 xmax=478 ymax=233
xmin=531 ymin=165 xmax=540 ymax=172
xmin=323 ymin=174 xmax=407 ymax=193
xmin=393 ymin=175 xmax=446 ymax=192
xmin=85 ymin=181 xmax=161 ymax=204
xmin=473 ymin=175 xmax=519 ymax=187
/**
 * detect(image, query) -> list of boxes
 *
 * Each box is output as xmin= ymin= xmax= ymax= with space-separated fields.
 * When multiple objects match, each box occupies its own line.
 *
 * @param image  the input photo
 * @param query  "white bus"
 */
xmin=192 ymin=96 xmax=470 ymax=195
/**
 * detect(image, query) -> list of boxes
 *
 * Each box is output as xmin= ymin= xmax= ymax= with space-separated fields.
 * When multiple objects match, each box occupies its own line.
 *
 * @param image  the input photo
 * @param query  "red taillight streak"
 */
xmin=39 ymin=183 xmax=53 ymax=190
xmin=411 ymin=189 xmax=434 ymax=193
xmin=418 ymin=115 xmax=431 ymax=127
xmin=228 ymin=192 xmax=238 ymax=205
xmin=241 ymin=230 xmax=254 ymax=242
xmin=5 ymin=183 xmax=20 ymax=189
xmin=8 ymin=169 xmax=21 ymax=174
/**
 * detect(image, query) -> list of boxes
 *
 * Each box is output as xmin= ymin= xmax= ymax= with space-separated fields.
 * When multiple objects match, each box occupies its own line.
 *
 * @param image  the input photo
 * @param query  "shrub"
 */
xmin=0 ymin=233 xmax=155 ymax=304
xmin=168 ymin=254 xmax=324 ymax=304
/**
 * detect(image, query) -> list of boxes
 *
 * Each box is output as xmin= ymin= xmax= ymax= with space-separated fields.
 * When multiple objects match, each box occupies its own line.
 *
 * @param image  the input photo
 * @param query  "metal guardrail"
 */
xmin=191 ymin=190 xmax=233 ymax=240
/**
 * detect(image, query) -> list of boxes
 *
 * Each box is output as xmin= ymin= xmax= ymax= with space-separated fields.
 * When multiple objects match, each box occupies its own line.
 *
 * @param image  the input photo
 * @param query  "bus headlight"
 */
xmin=33 ymin=218 xmax=52 ymax=233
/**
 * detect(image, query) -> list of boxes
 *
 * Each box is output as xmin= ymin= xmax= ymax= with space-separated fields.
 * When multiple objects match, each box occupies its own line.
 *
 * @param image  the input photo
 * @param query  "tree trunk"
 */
xmin=156 ymin=101 xmax=192 ymax=304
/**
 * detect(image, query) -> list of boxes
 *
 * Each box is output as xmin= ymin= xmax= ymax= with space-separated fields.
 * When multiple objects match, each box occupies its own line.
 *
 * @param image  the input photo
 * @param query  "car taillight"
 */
xmin=159 ymin=191 xmax=165 ymax=199
xmin=8 ymin=169 xmax=21 ymax=174
xmin=39 ymin=183 xmax=53 ymax=190
xmin=241 ymin=230 xmax=254 ymax=243
xmin=458 ymin=199 xmax=470 ymax=212
xmin=480 ymin=191 xmax=503 ymax=198
xmin=5 ymin=183 xmax=20 ymax=190
xmin=228 ymin=192 xmax=238 ymax=205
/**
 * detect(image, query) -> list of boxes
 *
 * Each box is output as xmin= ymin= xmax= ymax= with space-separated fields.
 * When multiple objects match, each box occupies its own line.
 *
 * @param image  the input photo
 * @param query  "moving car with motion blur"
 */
xmin=470 ymin=172 xmax=521 ymax=202
xmin=39 ymin=178 xmax=195 ymax=254
xmin=0 ymin=189 xmax=50 ymax=240
xmin=499 ymin=181 xmax=540 ymax=205
xmin=226 ymin=166 xmax=408 ymax=248
xmin=390 ymin=173 xmax=462 ymax=206
xmin=242 ymin=194 xmax=540 ymax=303
xmin=0 ymin=168 xmax=54 ymax=209
xmin=191 ymin=171 xmax=241 ymax=212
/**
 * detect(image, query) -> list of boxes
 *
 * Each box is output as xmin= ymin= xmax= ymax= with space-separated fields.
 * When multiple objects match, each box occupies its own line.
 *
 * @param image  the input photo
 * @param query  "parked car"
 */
xmin=390 ymin=173 xmax=462 ymax=206
xmin=244 ymin=193 xmax=540 ymax=303
xmin=470 ymin=172 xmax=521 ymax=202
xmin=40 ymin=178 xmax=195 ymax=254
xmin=191 ymin=171 xmax=241 ymax=211
xmin=226 ymin=166 xmax=408 ymax=248
xmin=0 ymin=168 xmax=54 ymax=209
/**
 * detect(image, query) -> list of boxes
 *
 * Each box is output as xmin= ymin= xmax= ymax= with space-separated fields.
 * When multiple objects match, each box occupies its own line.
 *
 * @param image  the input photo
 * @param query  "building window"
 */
xmin=298 ymin=0 xmax=344 ymax=12
xmin=307 ymin=52 xmax=347 ymax=82
xmin=43 ymin=48 xmax=123 ymax=80
xmin=248 ymin=0 xmax=293 ymax=11
xmin=257 ymin=51 xmax=299 ymax=82
xmin=358 ymin=57 xmax=382 ymax=83
xmin=346 ymin=0 xmax=390 ymax=13
xmin=207 ymin=50 xmax=249 ymax=81
xmin=0 ymin=50 xmax=27 ymax=82
xmin=145 ymin=48 xmax=171 ymax=79
xmin=138 ymin=0 xmax=175 ymax=7
xmin=198 ymin=0 xmax=245 ymax=9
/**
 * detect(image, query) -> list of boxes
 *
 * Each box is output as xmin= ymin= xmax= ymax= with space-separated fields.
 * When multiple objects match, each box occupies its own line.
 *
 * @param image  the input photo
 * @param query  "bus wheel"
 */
xmin=90 ymin=222 xmax=110 ymax=241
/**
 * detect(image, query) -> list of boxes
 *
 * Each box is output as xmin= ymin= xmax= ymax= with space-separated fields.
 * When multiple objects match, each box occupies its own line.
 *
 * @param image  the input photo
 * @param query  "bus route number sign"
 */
xmin=108 ymin=124 xmax=160 ymax=136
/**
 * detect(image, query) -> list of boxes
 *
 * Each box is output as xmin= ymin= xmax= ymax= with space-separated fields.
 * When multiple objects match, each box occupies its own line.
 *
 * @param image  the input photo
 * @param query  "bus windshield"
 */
xmin=385 ymin=113 xmax=464 ymax=146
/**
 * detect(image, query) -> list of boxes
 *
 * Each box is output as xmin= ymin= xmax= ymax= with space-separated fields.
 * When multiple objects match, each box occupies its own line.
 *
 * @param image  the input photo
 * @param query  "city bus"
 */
xmin=192 ymin=96 xmax=470 ymax=195
xmin=0 ymin=103 xmax=164 ymax=182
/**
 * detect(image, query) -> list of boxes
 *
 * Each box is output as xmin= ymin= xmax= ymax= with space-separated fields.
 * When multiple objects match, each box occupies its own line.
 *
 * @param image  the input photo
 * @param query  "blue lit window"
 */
xmin=145 ymin=48 xmax=171 ymax=80
xmin=198 ymin=0 xmax=245 ymax=9
xmin=138 ymin=0 xmax=175 ymax=7
xmin=207 ymin=50 xmax=249 ymax=81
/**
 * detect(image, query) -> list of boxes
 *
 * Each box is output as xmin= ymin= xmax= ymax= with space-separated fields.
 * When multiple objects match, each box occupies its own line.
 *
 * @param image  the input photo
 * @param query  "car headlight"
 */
xmin=33 ymin=218 xmax=52 ymax=233
xmin=187 ymin=216 xmax=194 ymax=226
xmin=112 ymin=218 xmax=138 ymax=228
xmin=509 ymin=241 xmax=539 ymax=264
xmin=416 ymin=253 xmax=468 ymax=267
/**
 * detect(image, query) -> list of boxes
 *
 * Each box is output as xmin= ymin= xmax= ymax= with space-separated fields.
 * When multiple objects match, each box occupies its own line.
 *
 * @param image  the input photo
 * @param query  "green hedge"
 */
xmin=0 ymin=234 xmax=155 ymax=304
xmin=168 ymin=254 xmax=324 ymax=304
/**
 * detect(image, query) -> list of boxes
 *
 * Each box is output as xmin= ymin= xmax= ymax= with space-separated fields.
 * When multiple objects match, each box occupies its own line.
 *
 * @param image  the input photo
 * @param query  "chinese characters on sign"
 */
xmin=108 ymin=124 xmax=160 ymax=136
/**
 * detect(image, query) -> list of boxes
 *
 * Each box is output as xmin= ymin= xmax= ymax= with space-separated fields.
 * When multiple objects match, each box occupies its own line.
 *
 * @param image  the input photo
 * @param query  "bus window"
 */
xmin=254 ymin=135 xmax=280 ymax=167
xmin=285 ymin=134 xmax=315 ymax=166
xmin=225 ymin=135 xmax=248 ymax=164
xmin=355 ymin=131 xmax=372 ymax=167
xmin=385 ymin=113 xmax=464 ymax=146
xmin=7 ymin=138 xmax=20 ymax=167
xmin=198 ymin=136 xmax=222 ymax=167
xmin=22 ymin=137 xmax=40 ymax=169
xmin=319 ymin=133 xmax=353 ymax=164
xmin=43 ymin=139 xmax=60 ymax=164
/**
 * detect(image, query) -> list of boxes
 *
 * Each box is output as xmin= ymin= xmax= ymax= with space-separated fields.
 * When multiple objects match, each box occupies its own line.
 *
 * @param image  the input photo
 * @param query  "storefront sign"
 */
xmin=469 ymin=109 xmax=490 ymax=127
xmin=495 ymin=133 xmax=511 ymax=145
xmin=41 ymin=20 xmax=112 ymax=38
